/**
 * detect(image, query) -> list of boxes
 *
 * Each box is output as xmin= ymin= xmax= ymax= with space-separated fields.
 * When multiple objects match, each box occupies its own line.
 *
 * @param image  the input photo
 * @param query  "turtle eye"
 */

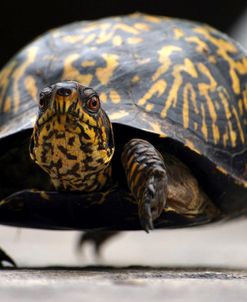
xmin=39 ymin=91 xmax=50 ymax=111
xmin=86 ymin=96 xmax=100 ymax=112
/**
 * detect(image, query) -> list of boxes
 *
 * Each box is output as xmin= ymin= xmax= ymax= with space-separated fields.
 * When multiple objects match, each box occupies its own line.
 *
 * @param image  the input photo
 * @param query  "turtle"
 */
xmin=0 ymin=13 xmax=246 ymax=266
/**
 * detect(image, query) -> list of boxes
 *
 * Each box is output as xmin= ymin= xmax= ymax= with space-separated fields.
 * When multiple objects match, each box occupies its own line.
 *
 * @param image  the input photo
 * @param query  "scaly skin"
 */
xmin=30 ymin=81 xmax=115 ymax=192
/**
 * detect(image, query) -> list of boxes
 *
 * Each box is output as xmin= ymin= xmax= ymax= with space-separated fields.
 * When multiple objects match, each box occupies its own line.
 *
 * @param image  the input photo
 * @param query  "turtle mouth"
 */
xmin=36 ymin=111 xmax=99 ymax=133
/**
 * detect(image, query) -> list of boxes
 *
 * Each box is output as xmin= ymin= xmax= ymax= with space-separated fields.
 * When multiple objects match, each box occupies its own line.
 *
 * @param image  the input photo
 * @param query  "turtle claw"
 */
xmin=0 ymin=248 xmax=16 ymax=268
xmin=138 ymin=169 xmax=167 ymax=232
xmin=139 ymin=204 xmax=154 ymax=233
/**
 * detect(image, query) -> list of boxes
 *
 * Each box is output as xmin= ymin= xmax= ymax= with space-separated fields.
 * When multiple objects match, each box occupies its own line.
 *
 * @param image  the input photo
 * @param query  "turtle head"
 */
xmin=30 ymin=81 xmax=115 ymax=191
xmin=36 ymin=80 xmax=111 ymax=132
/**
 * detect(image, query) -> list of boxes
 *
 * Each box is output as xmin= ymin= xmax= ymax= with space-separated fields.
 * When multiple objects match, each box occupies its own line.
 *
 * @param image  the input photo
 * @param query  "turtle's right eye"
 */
xmin=39 ymin=90 xmax=51 ymax=111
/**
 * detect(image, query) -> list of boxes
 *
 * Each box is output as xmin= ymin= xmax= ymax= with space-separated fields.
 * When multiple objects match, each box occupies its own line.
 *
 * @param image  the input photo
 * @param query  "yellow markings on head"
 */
xmin=112 ymin=35 xmax=123 ymax=46
xmin=185 ymin=36 xmax=209 ymax=53
xmin=160 ymin=58 xmax=198 ymax=118
xmin=131 ymin=75 xmax=140 ymax=84
xmin=82 ymin=121 xmax=98 ymax=140
xmin=81 ymin=60 xmax=96 ymax=67
xmin=109 ymin=110 xmax=129 ymax=121
xmin=219 ymin=91 xmax=237 ymax=147
xmin=197 ymin=63 xmax=220 ymax=144
xmin=127 ymin=37 xmax=143 ymax=44
xmin=99 ymin=92 xmax=107 ymax=103
xmin=3 ymin=96 xmax=11 ymax=113
xmin=200 ymin=103 xmax=208 ymax=141
xmin=96 ymin=53 xmax=118 ymax=85
xmin=24 ymin=76 xmax=38 ymax=101
xmin=109 ymin=89 xmax=121 ymax=104
xmin=33 ymin=110 xmax=113 ymax=192
xmin=55 ymin=116 xmax=67 ymax=130
xmin=152 ymin=45 xmax=182 ymax=81
xmin=173 ymin=28 xmax=185 ymax=39
xmin=184 ymin=140 xmax=201 ymax=155
xmin=11 ymin=47 xmax=38 ymax=113
xmin=195 ymin=26 xmax=247 ymax=95
xmin=138 ymin=79 xmax=167 ymax=106
xmin=62 ymin=54 xmax=93 ymax=86
xmin=0 ymin=60 xmax=17 ymax=112
xmin=133 ymin=23 xmax=150 ymax=31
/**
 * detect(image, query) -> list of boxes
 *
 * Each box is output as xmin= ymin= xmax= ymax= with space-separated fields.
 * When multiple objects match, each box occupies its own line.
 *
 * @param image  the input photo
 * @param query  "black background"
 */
xmin=0 ymin=0 xmax=246 ymax=69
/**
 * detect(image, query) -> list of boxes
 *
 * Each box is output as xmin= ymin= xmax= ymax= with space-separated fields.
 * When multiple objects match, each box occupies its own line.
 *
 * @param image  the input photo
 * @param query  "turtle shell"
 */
xmin=0 ymin=13 xmax=246 ymax=190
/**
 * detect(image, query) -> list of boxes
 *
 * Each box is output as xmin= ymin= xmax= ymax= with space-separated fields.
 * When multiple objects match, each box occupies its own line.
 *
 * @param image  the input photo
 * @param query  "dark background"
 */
xmin=0 ymin=0 xmax=246 ymax=69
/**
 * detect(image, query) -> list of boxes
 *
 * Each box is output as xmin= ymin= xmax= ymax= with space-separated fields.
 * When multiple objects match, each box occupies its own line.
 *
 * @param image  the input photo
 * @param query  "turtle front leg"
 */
xmin=121 ymin=139 xmax=168 ymax=231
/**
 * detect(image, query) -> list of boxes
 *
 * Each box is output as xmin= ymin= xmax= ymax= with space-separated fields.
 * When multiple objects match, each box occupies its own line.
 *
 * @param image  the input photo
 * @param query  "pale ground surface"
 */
xmin=1 ymin=219 xmax=247 ymax=301
xmin=1 ymin=9 xmax=247 ymax=302
xmin=0 ymin=220 xmax=247 ymax=268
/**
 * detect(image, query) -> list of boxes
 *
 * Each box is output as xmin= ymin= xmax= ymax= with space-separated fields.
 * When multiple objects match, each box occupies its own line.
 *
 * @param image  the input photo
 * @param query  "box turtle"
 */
xmin=0 ymin=13 xmax=246 ymax=266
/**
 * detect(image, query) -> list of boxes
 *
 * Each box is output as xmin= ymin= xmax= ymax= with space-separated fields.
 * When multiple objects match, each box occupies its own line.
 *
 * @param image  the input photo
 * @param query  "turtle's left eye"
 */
xmin=86 ymin=96 xmax=100 ymax=112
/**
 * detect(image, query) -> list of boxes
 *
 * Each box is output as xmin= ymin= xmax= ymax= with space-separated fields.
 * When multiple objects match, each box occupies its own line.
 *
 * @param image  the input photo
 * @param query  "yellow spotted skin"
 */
xmin=0 ymin=13 xmax=246 ymax=189
xmin=30 ymin=82 xmax=114 ymax=192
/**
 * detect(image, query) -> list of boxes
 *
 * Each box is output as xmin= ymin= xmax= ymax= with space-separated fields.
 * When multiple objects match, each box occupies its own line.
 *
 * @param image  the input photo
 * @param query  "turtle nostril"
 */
xmin=57 ymin=87 xmax=72 ymax=97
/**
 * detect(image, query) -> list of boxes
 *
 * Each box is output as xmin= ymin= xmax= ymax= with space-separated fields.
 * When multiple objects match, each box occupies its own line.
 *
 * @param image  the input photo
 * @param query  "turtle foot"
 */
xmin=139 ymin=167 xmax=167 ymax=232
xmin=77 ymin=231 xmax=119 ymax=258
